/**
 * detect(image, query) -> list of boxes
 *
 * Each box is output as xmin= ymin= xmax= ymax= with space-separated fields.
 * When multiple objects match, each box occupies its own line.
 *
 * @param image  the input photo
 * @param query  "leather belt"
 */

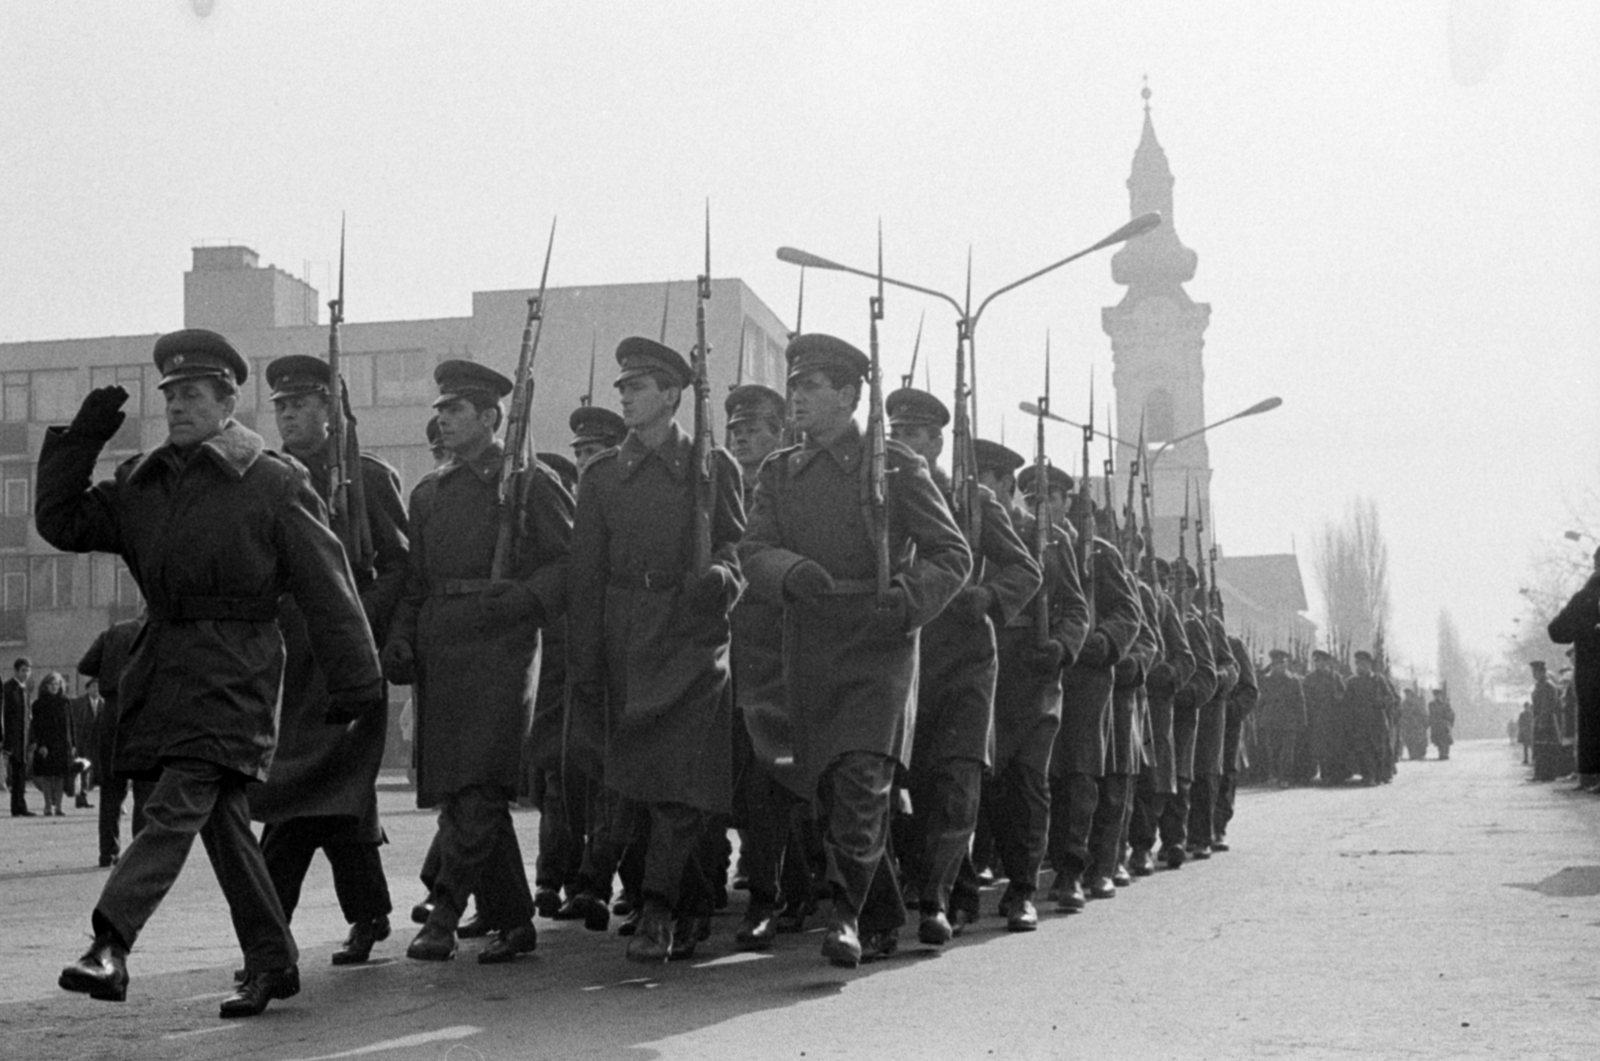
xmin=429 ymin=578 xmax=494 ymax=597
xmin=146 ymin=597 xmax=279 ymax=622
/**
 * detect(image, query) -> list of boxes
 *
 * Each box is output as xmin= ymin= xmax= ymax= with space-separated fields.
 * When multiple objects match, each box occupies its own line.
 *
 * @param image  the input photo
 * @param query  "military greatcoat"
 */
xmin=1172 ymin=606 xmax=1219 ymax=782
xmin=566 ymin=422 xmax=745 ymax=814
xmin=250 ymin=445 xmax=409 ymax=834
xmin=992 ymin=510 xmax=1090 ymax=773
xmin=1193 ymin=614 xmax=1240 ymax=778
xmin=1223 ymin=635 xmax=1258 ymax=773
xmin=913 ymin=482 xmax=1041 ymax=770
xmin=1108 ymin=577 xmax=1162 ymax=776
xmin=1142 ymin=581 xmax=1195 ymax=794
xmin=740 ymin=424 xmax=971 ymax=797
xmin=389 ymin=441 xmax=573 ymax=807
xmin=35 ymin=420 xmax=380 ymax=782
xmin=1052 ymin=536 xmax=1143 ymax=779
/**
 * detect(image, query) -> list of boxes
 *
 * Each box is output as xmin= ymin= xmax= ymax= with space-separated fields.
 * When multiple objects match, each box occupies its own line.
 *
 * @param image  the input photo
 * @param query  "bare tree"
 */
xmin=1312 ymin=497 xmax=1392 ymax=659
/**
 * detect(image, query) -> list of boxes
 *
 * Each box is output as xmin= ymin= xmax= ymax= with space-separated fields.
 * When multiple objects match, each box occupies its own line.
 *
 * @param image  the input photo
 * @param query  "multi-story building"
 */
xmin=1 ymin=244 xmax=791 ymax=762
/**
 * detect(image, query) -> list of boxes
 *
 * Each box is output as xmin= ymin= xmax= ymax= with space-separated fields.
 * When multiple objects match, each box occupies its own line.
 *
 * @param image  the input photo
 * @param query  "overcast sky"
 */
xmin=2 ymin=0 xmax=1595 ymax=679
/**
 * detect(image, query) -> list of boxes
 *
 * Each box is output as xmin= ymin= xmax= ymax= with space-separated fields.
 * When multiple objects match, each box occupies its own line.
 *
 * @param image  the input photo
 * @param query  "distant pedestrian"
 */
xmin=1529 ymin=661 xmax=1568 ymax=781
xmin=1517 ymin=702 xmax=1533 ymax=764
xmin=30 ymin=672 xmax=75 ymax=816
xmin=3 ymin=658 xmax=35 ymax=816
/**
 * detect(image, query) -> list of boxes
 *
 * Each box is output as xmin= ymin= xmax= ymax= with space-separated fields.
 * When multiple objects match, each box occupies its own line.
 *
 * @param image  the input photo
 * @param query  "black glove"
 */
xmin=870 ymin=588 xmax=911 ymax=638
xmin=1076 ymin=630 xmax=1114 ymax=669
xmin=947 ymin=586 xmax=993 ymax=626
xmin=784 ymin=560 xmax=836 ymax=604
xmin=480 ymin=581 xmax=544 ymax=625
xmin=1023 ymin=638 xmax=1066 ymax=675
xmin=1114 ymin=656 xmax=1143 ymax=687
xmin=69 ymin=386 xmax=129 ymax=444
xmin=380 ymin=638 xmax=416 ymax=686
xmin=1146 ymin=662 xmax=1178 ymax=701
xmin=687 ymin=567 xmax=738 ymax=613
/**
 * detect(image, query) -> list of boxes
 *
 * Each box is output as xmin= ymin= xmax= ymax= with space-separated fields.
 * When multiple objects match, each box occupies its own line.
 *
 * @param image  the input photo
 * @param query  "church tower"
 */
xmin=1103 ymin=83 xmax=1212 ymax=557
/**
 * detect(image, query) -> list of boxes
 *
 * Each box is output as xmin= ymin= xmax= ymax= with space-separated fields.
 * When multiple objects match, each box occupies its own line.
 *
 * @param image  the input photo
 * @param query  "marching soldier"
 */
xmin=1255 ymin=649 xmax=1307 ymax=785
xmin=1213 ymin=629 xmax=1258 ymax=849
xmin=741 ymin=334 xmax=971 ymax=967
xmin=566 ymin=338 xmax=746 ymax=962
xmin=570 ymin=405 xmax=627 ymax=471
xmin=42 ymin=330 xmax=383 ymax=1017
xmin=247 ymin=356 xmax=410 ymax=967
xmin=1159 ymin=560 xmax=1218 ymax=869
xmin=1127 ymin=557 xmax=1196 ymax=876
xmin=884 ymin=400 xmax=1040 ymax=945
xmin=1045 ymin=495 xmax=1142 ymax=909
xmin=1303 ymin=649 xmax=1345 ymax=783
xmin=1427 ymin=688 xmax=1455 ymax=761
xmin=1342 ymin=650 xmax=1396 ymax=785
xmin=983 ymin=454 xmax=1089 ymax=930
xmin=1185 ymin=577 xmax=1239 ymax=859
xmin=383 ymin=360 xmax=573 ymax=964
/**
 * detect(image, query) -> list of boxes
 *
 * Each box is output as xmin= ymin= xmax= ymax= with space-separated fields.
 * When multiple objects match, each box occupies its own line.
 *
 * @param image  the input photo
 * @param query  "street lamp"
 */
xmin=777 ymin=211 xmax=1161 ymax=528
xmin=1145 ymin=396 xmax=1283 ymax=489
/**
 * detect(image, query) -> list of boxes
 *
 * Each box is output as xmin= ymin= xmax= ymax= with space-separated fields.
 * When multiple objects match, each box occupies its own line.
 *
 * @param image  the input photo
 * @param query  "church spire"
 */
xmin=1111 ymin=80 xmax=1198 ymax=300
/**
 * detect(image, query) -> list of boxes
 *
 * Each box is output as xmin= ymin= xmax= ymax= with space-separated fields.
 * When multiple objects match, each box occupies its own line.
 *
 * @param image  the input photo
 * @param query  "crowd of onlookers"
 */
xmin=2 ymin=657 xmax=103 ymax=817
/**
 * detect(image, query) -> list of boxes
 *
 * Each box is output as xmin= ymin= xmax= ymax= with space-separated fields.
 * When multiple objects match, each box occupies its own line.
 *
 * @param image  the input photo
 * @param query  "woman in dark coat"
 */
xmin=31 ymin=672 xmax=74 ymax=816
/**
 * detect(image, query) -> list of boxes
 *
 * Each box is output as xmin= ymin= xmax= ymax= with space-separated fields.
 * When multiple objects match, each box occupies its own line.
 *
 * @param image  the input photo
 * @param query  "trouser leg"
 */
xmin=818 ymin=751 xmax=903 ymax=934
xmin=327 ymin=837 xmax=392 ymax=924
xmin=429 ymin=786 xmax=534 ymax=931
xmin=8 ymin=756 xmax=28 ymax=814
xmin=1087 ymin=773 xmax=1132 ymax=880
xmin=989 ymin=761 xmax=1049 ymax=898
xmin=1128 ymin=772 xmax=1163 ymax=853
xmin=1046 ymin=771 xmax=1099 ymax=878
xmin=1187 ymin=775 xmax=1217 ymax=847
xmin=913 ymin=758 xmax=982 ymax=914
xmin=259 ymin=819 xmax=323 ymax=923
xmin=781 ymin=804 xmax=820 ymax=908
xmin=1160 ymin=777 xmax=1191 ymax=850
xmin=574 ymin=786 xmax=630 ymax=900
xmin=419 ymin=831 xmax=442 ymax=896
xmin=98 ymin=773 xmax=129 ymax=861
xmin=535 ymin=769 xmax=579 ymax=893
xmin=641 ymin=801 xmax=708 ymax=914
xmin=197 ymin=772 xmax=298 ymax=971
xmin=740 ymin=764 xmax=793 ymax=909
xmin=1215 ymin=773 xmax=1237 ymax=839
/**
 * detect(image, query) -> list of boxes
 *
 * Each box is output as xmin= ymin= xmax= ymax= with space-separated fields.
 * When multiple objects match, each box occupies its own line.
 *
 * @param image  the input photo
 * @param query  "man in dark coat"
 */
xmin=1548 ymin=550 xmax=1600 ymax=790
xmin=1127 ymin=559 xmax=1196 ymax=876
xmin=383 ymin=360 xmax=573 ymax=965
xmin=78 ymin=618 xmax=148 ymax=865
xmin=1045 ymin=495 xmax=1142 ymax=909
xmin=983 ymin=457 xmax=1088 ymax=931
xmin=1529 ymin=660 xmax=1568 ymax=781
xmin=2 ymin=658 xmax=34 ymax=816
xmin=247 ymin=355 xmax=411 ymax=966
xmin=1158 ymin=561 xmax=1218 ymax=868
xmin=1213 ymin=631 xmax=1257 ymax=849
xmin=741 ymin=334 xmax=971 ymax=968
xmin=40 ymin=330 xmax=383 ymax=1017
xmin=569 ymin=405 xmax=627 ymax=471
xmin=1186 ymin=598 xmax=1239 ymax=858
xmin=1256 ymin=649 xmax=1307 ymax=785
xmin=1303 ymin=650 xmax=1345 ymax=782
xmin=1342 ymin=651 xmax=1395 ymax=785
xmin=885 ymin=401 xmax=1040 ymax=946
xmin=567 ymin=338 xmax=746 ymax=962
xmin=67 ymin=679 xmax=101 ymax=808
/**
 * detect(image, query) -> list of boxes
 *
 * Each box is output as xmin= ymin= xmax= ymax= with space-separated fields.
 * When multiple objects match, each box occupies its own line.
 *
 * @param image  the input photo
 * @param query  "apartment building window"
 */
xmin=341 ymin=354 xmax=374 ymax=408
xmin=0 ymin=464 xmax=28 ymax=549
xmin=90 ymin=555 xmax=141 ymax=612
xmin=1 ymin=558 xmax=26 ymax=644
xmin=3 ymin=373 xmax=27 ymax=423
xmin=31 ymin=370 xmax=80 ymax=424
xmin=373 ymin=351 xmax=435 ymax=407
xmin=29 ymin=555 xmax=75 ymax=610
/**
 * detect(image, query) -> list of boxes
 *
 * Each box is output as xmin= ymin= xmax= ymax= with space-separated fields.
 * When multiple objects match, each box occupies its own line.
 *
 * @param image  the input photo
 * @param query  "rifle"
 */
xmin=1102 ymin=403 xmax=1118 ymax=555
xmin=1033 ymin=333 xmax=1052 ymax=647
xmin=581 ymin=331 xmax=596 ymax=407
xmin=491 ymin=217 xmax=557 ymax=581
xmin=691 ymin=203 xmax=716 ymax=577
xmin=1178 ymin=477 xmax=1191 ymax=616
xmin=1077 ymin=374 xmax=1096 ymax=616
xmin=950 ymin=251 xmax=982 ymax=546
xmin=325 ymin=216 xmax=373 ymax=575
xmin=1195 ymin=482 xmax=1209 ymax=620
xmin=1126 ymin=413 xmax=1146 ymax=574
xmin=902 ymin=311 xmax=925 ymax=390
xmin=866 ymin=223 xmax=891 ymax=601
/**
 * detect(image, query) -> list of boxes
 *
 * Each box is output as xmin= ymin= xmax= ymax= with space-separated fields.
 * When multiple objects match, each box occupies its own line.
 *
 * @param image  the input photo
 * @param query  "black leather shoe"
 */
xmin=668 ymin=915 xmax=705 ymax=961
xmin=1112 ymin=863 xmax=1133 ymax=887
xmin=1055 ymin=876 xmax=1086 ymax=913
xmin=616 ymin=905 xmax=642 ymax=937
xmin=1087 ymin=876 xmax=1117 ymax=900
xmin=59 ymin=940 xmax=129 ymax=1001
xmin=775 ymin=899 xmax=810 ymax=934
xmin=1210 ymin=839 xmax=1231 ymax=852
xmin=950 ymin=907 xmax=976 ymax=937
xmin=860 ymin=929 xmax=899 ymax=963
xmin=478 ymin=922 xmax=538 ymax=964
xmin=410 ymin=898 xmax=433 ymax=925
xmin=219 ymin=966 xmax=299 ymax=1018
xmin=406 ymin=922 xmax=457 ymax=962
xmin=626 ymin=903 xmax=673 ymax=963
xmin=559 ymin=892 xmax=611 ymax=932
xmin=821 ymin=911 xmax=862 ymax=968
xmin=917 ymin=910 xmax=953 ymax=946
xmin=1160 ymin=844 xmax=1187 ymax=869
xmin=1130 ymin=849 xmax=1155 ymax=876
xmin=456 ymin=914 xmax=491 ymax=939
xmin=332 ymin=916 xmax=390 ymax=965
xmin=735 ymin=907 xmax=778 ymax=950
xmin=533 ymin=887 xmax=562 ymax=919
xmin=1187 ymin=844 xmax=1212 ymax=860
xmin=1006 ymin=899 xmax=1039 ymax=932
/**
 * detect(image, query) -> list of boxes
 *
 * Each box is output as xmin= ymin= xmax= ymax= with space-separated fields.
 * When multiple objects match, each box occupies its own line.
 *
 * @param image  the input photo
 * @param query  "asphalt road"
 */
xmin=1 ymin=738 xmax=1596 ymax=1061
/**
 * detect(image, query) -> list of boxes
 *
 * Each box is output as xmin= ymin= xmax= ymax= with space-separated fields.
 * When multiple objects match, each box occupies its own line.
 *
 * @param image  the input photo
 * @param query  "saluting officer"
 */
xmin=383 ymin=360 xmax=573 ymax=964
xmin=42 ymin=330 xmax=383 ymax=1017
xmin=741 ymin=335 xmax=971 ymax=967
xmin=885 ymin=396 xmax=1040 ymax=946
xmin=566 ymin=338 xmax=746 ymax=962
xmin=248 ymin=355 xmax=410 ymax=967
xmin=984 ymin=453 xmax=1089 ymax=930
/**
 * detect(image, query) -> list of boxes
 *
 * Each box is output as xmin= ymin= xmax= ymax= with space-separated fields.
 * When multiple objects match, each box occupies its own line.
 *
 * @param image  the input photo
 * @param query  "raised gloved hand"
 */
xmin=69 ymin=386 xmax=129 ymax=444
xmin=687 ymin=567 xmax=739 ymax=613
xmin=1075 ymin=630 xmax=1114 ymax=670
xmin=783 ymin=560 xmax=836 ymax=604
xmin=380 ymin=637 xmax=416 ymax=686
xmin=480 ymin=581 xmax=545 ymax=625
xmin=1023 ymin=638 xmax=1066 ymax=674
xmin=947 ymin=586 xmax=993 ymax=626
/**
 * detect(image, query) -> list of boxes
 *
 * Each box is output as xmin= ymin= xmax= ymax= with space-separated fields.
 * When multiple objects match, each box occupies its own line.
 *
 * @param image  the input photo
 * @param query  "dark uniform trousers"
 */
xmin=1128 ymin=771 xmax=1165 ymax=855
xmin=95 ymin=757 xmax=296 ymax=972
xmin=261 ymin=816 xmax=392 ymax=925
xmin=98 ymin=774 xmax=153 ymax=862
xmin=1087 ymin=774 xmax=1134 ymax=879
xmin=426 ymin=785 xmax=535 ymax=932
xmin=983 ymin=721 xmax=1057 ymax=898
xmin=819 ymin=751 xmax=907 ymax=934
xmin=8 ymin=756 xmax=30 ymax=815
xmin=902 ymin=757 xmax=984 ymax=914
xmin=635 ymin=800 xmax=713 ymax=914
xmin=534 ymin=767 xmax=590 ymax=898
xmin=1047 ymin=772 xmax=1100 ymax=877
xmin=737 ymin=759 xmax=806 ymax=911
xmin=1186 ymin=775 xmax=1219 ymax=848
xmin=572 ymin=786 xmax=646 ymax=903
xmin=1215 ymin=774 xmax=1238 ymax=840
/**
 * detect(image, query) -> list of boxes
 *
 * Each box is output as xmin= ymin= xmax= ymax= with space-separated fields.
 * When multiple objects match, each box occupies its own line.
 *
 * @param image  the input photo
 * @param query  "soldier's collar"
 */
xmin=130 ymin=419 xmax=265 ymax=484
xmin=436 ymin=440 xmax=505 ymax=482
xmin=790 ymin=421 xmax=862 ymax=474
xmin=617 ymin=421 xmax=690 ymax=481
